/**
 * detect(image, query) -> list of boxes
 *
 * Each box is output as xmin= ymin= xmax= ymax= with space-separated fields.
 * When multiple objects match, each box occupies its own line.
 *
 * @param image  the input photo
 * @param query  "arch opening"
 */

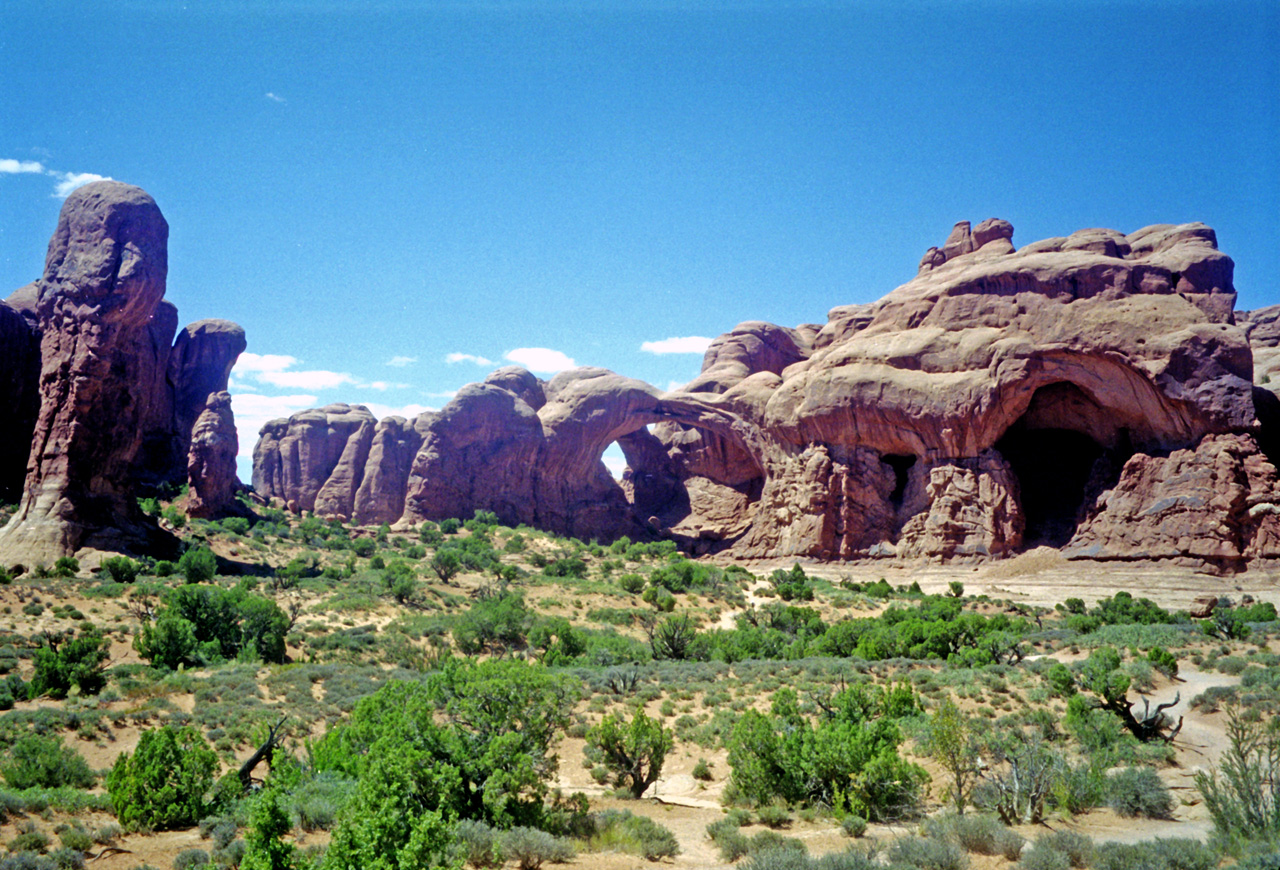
xmin=996 ymin=382 xmax=1127 ymax=549
xmin=883 ymin=454 xmax=916 ymax=509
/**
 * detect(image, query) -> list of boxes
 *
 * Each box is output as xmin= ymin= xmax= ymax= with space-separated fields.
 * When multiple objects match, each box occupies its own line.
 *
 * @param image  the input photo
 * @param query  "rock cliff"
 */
xmin=250 ymin=218 xmax=1277 ymax=571
xmin=0 ymin=182 xmax=246 ymax=564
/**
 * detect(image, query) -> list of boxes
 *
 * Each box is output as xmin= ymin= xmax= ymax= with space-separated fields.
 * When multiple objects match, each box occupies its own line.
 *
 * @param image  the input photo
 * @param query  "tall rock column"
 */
xmin=0 ymin=181 xmax=169 ymax=562
xmin=185 ymin=392 xmax=240 ymax=518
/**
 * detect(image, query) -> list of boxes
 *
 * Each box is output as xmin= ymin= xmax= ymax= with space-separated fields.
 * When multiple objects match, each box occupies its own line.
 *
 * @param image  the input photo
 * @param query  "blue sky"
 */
xmin=2 ymin=1 xmax=1277 ymax=480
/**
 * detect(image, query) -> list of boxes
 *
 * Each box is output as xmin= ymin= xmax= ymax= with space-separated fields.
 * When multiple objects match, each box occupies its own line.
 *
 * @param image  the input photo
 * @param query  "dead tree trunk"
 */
xmin=238 ymin=716 xmax=288 ymax=791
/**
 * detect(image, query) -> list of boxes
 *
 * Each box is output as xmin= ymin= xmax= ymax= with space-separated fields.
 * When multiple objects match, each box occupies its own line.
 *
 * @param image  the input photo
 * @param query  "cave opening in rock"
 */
xmin=996 ymin=426 xmax=1104 ymax=548
xmin=884 ymin=454 xmax=916 ymax=508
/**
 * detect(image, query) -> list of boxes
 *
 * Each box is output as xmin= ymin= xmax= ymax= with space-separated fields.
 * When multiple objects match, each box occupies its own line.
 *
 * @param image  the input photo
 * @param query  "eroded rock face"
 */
xmin=0 ymin=182 xmax=247 ymax=563
xmin=254 ymin=217 xmax=1276 ymax=571
xmin=1065 ymin=433 xmax=1280 ymax=569
xmin=0 ymin=182 xmax=170 ymax=560
xmin=185 ymin=391 xmax=239 ymax=518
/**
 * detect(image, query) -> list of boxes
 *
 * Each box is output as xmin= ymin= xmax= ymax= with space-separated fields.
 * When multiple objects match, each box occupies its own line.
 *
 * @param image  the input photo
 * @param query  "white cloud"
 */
xmin=52 ymin=172 xmax=110 ymax=198
xmin=386 ymin=355 xmax=418 ymax=367
xmin=256 ymin=369 xmax=358 ymax=390
xmin=265 ymin=92 xmax=286 ymax=103
xmin=504 ymin=347 xmax=575 ymax=373
xmin=640 ymin=336 xmax=714 ymax=355
xmin=228 ymin=391 xmax=319 ymax=458
xmin=0 ymin=158 xmax=45 ymax=174
xmin=234 ymin=352 xmax=298 ymax=374
xmin=3 ymin=158 xmax=113 ymax=199
xmin=357 ymin=401 xmax=436 ymax=421
xmin=446 ymin=352 xmax=493 ymax=366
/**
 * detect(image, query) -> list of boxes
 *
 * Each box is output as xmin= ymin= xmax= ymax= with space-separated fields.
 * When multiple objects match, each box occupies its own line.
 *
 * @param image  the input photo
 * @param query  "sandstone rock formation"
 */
xmin=184 ymin=391 xmax=239 ymax=518
xmin=0 ymin=182 xmax=246 ymax=564
xmin=253 ymin=218 xmax=1279 ymax=572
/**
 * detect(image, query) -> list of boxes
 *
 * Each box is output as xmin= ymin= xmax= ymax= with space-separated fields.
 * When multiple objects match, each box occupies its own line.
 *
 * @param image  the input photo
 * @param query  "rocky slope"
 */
xmin=0 ymin=182 xmax=246 ymax=565
xmin=252 ymin=219 xmax=1279 ymax=572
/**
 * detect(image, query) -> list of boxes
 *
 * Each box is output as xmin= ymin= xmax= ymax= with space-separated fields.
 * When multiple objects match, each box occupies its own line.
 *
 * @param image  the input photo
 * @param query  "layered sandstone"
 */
xmin=0 ymin=182 xmax=246 ymax=563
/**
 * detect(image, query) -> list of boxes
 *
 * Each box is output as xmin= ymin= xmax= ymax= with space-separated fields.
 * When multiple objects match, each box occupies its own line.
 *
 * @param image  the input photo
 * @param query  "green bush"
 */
xmin=178 ymin=547 xmax=217 ymax=584
xmin=53 ymin=556 xmax=79 ymax=578
xmin=29 ymin=628 xmax=109 ymax=699
xmin=107 ymin=725 xmax=218 ymax=831
xmin=692 ymin=758 xmax=713 ymax=781
xmin=1 ymin=735 xmax=95 ymax=790
xmin=1108 ymin=766 xmax=1174 ymax=818
xmin=99 ymin=557 xmax=139 ymax=584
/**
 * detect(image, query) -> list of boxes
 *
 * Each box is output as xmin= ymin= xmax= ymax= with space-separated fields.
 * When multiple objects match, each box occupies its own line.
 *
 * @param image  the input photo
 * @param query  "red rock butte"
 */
xmin=252 ymin=217 xmax=1280 ymax=574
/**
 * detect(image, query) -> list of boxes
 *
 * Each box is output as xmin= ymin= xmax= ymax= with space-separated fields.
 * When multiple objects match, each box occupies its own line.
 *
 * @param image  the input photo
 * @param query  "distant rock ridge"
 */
xmin=0 ymin=181 xmax=246 ymax=565
xmin=252 ymin=217 xmax=1280 ymax=573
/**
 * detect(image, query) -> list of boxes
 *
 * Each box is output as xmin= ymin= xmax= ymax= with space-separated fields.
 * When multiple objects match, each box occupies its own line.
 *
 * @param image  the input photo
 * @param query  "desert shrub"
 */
xmin=439 ymin=518 xmax=461 ymax=534
xmin=136 ymin=586 xmax=288 ymax=668
xmin=53 ymin=556 xmax=79 ymax=577
xmin=1236 ymin=853 xmax=1280 ymax=870
xmin=618 ymin=574 xmax=645 ymax=594
xmin=692 ymin=758 xmax=713 ymax=781
xmin=1108 ymin=766 xmax=1174 ymax=818
xmin=198 ymin=817 xmax=238 ymax=850
xmin=107 ymin=725 xmax=218 ymax=830
xmin=0 ymin=856 xmax=57 ymax=870
xmin=239 ymin=786 xmax=297 ymax=870
xmin=756 ymin=802 xmax=793 ymax=828
xmin=589 ymin=810 xmax=678 ymax=861
xmin=586 ymin=709 xmax=671 ymax=798
xmin=100 ymin=557 xmax=140 ymax=584
xmin=840 ymin=816 xmax=867 ymax=838
xmin=501 ymin=827 xmax=573 ymax=870
xmin=728 ymin=683 xmax=925 ymax=820
xmin=1197 ymin=705 xmax=1280 ymax=844
xmin=923 ymin=813 xmax=1024 ymax=858
xmin=172 ymin=851 xmax=210 ymax=870
xmin=1016 ymin=846 xmax=1069 ymax=870
xmin=885 ymin=835 xmax=968 ymax=870
xmin=709 ymin=823 xmax=750 ymax=862
xmin=1049 ymin=759 xmax=1107 ymax=815
xmin=454 ymin=819 xmax=503 ymax=868
xmin=1032 ymin=830 xmax=1092 ymax=868
xmin=8 ymin=825 xmax=51 ymax=854
xmin=29 ymin=627 xmax=109 ymax=699
xmin=56 ymin=826 xmax=92 ymax=852
xmin=283 ymin=771 xmax=355 ymax=831
xmin=178 ymin=547 xmax=217 ymax=583
xmin=1090 ymin=838 xmax=1217 ymax=870
xmin=1 ymin=735 xmax=95 ymax=789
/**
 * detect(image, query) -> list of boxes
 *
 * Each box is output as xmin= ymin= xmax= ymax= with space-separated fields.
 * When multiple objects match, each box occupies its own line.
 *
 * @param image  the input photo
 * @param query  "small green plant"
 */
xmin=692 ymin=758 xmax=713 ymax=781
